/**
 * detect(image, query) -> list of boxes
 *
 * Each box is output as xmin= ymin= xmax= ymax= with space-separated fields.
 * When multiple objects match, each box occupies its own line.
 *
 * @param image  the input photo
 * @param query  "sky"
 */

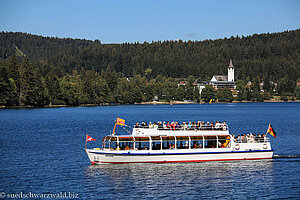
xmin=0 ymin=0 xmax=299 ymax=43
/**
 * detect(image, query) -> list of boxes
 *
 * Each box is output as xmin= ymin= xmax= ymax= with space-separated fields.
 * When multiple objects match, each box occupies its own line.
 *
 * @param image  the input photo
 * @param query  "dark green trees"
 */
xmin=0 ymin=65 xmax=18 ymax=105
xmin=217 ymin=87 xmax=234 ymax=102
xmin=201 ymin=85 xmax=215 ymax=103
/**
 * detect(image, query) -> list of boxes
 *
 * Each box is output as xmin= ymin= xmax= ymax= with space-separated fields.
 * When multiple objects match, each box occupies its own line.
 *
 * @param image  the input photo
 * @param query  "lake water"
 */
xmin=0 ymin=103 xmax=300 ymax=199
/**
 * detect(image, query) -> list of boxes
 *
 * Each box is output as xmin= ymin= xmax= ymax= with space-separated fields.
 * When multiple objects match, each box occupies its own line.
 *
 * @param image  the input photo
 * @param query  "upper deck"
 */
xmin=132 ymin=121 xmax=229 ymax=137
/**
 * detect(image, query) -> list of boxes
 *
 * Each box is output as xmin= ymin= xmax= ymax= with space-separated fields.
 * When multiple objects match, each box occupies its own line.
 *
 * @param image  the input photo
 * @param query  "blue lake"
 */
xmin=0 ymin=103 xmax=300 ymax=199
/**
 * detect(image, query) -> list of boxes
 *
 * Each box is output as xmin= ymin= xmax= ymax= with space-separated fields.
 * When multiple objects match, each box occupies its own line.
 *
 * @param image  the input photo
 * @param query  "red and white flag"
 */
xmin=86 ymin=134 xmax=97 ymax=142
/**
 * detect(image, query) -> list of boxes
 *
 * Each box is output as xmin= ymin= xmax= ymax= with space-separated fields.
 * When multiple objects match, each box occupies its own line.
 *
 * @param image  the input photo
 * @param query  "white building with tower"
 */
xmin=209 ymin=59 xmax=235 ymax=89
xmin=194 ymin=60 xmax=236 ymax=94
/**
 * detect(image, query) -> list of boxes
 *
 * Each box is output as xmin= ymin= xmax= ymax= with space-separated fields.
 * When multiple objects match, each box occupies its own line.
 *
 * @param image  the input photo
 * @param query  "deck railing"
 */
xmin=134 ymin=125 xmax=228 ymax=131
xmin=234 ymin=137 xmax=270 ymax=143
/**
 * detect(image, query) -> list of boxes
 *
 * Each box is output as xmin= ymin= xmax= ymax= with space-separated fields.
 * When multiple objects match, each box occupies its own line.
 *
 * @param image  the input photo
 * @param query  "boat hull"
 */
xmin=85 ymin=149 xmax=274 ymax=164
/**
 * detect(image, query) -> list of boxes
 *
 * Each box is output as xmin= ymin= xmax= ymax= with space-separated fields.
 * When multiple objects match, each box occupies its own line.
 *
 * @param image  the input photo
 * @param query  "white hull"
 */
xmin=85 ymin=149 xmax=274 ymax=164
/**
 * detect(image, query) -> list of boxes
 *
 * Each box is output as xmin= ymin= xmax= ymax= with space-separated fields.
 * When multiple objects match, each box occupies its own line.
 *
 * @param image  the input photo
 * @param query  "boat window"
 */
xmin=161 ymin=136 xmax=176 ymax=149
xmin=103 ymin=137 xmax=110 ymax=149
xmin=204 ymin=136 xmax=217 ymax=148
xmin=135 ymin=137 xmax=150 ymax=150
xmin=176 ymin=136 xmax=189 ymax=149
xmin=119 ymin=137 xmax=134 ymax=150
xmin=191 ymin=136 xmax=203 ymax=149
xmin=151 ymin=136 xmax=161 ymax=150
xmin=218 ymin=136 xmax=231 ymax=148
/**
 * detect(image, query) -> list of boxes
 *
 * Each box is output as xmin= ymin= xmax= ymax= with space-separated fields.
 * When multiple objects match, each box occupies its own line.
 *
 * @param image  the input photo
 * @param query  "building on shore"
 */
xmin=194 ymin=60 xmax=236 ymax=94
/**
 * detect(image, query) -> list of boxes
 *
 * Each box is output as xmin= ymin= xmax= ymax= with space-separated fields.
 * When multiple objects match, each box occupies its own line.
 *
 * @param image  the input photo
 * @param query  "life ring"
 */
xmin=263 ymin=143 xmax=268 ymax=149
xmin=235 ymin=144 xmax=240 ymax=150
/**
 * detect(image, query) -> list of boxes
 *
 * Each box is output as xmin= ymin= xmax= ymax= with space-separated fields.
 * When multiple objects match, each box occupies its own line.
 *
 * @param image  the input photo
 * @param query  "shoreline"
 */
xmin=1 ymin=100 xmax=299 ymax=109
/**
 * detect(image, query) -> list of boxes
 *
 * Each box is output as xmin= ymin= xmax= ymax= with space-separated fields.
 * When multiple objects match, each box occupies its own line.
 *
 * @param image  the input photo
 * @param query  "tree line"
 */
xmin=0 ymin=30 xmax=300 ymax=106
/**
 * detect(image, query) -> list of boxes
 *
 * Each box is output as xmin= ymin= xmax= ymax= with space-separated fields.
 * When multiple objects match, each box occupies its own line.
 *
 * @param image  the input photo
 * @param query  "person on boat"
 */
xmin=153 ymin=122 xmax=158 ymax=129
xmin=143 ymin=145 xmax=148 ymax=150
xmin=249 ymin=133 xmax=254 ymax=143
xmin=200 ymin=121 xmax=205 ymax=130
xmin=222 ymin=121 xmax=227 ymax=130
xmin=205 ymin=122 xmax=210 ymax=130
xmin=169 ymin=143 xmax=175 ymax=149
xmin=215 ymin=121 xmax=222 ymax=130
xmin=236 ymin=134 xmax=241 ymax=143
xmin=149 ymin=122 xmax=153 ymax=129
xmin=162 ymin=122 xmax=167 ymax=129
xmin=196 ymin=121 xmax=201 ymax=130
xmin=158 ymin=121 xmax=163 ymax=130
xmin=182 ymin=122 xmax=187 ymax=130
xmin=175 ymin=122 xmax=180 ymax=130
xmin=242 ymin=134 xmax=247 ymax=143
xmin=171 ymin=122 xmax=176 ymax=131
xmin=253 ymin=133 xmax=258 ymax=142
xmin=246 ymin=134 xmax=250 ymax=143
xmin=135 ymin=122 xmax=140 ymax=128
xmin=261 ymin=134 xmax=266 ymax=142
xmin=210 ymin=121 xmax=214 ymax=130
xmin=191 ymin=121 xmax=196 ymax=130
xmin=166 ymin=122 xmax=171 ymax=130
xmin=193 ymin=142 xmax=198 ymax=149
xmin=184 ymin=141 xmax=189 ymax=148
xmin=125 ymin=146 xmax=130 ymax=150
xmin=188 ymin=122 xmax=192 ymax=130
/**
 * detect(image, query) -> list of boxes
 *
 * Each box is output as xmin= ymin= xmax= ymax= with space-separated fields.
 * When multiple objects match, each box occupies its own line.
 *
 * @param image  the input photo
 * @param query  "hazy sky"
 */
xmin=1 ymin=0 xmax=299 ymax=43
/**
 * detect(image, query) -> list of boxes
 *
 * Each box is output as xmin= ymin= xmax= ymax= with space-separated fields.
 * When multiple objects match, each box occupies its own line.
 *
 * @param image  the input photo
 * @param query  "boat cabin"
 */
xmin=102 ymin=134 xmax=232 ymax=151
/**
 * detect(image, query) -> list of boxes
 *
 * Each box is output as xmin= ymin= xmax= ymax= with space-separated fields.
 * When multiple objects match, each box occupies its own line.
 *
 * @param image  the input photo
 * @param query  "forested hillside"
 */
xmin=0 ymin=30 xmax=300 ymax=106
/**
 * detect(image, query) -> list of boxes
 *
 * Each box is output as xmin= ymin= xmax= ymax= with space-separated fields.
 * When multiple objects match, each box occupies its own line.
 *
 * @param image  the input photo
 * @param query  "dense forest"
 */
xmin=0 ymin=30 xmax=300 ymax=106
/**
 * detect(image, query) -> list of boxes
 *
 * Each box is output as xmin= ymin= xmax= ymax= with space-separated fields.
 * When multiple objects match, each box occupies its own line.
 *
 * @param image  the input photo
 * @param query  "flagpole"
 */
xmin=265 ymin=123 xmax=271 ymax=137
xmin=112 ymin=122 xmax=117 ymax=135
xmin=85 ymin=134 xmax=87 ymax=149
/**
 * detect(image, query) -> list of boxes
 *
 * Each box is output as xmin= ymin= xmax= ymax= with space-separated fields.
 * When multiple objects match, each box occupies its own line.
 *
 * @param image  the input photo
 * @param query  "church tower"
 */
xmin=228 ymin=59 xmax=234 ymax=82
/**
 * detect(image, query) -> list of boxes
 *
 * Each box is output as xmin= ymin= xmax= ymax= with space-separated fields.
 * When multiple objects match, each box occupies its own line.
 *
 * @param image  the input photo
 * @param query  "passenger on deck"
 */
xmin=188 ymin=122 xmax=192 ymax=130
xmin=242 ymin=134 xmax=247 ymax=143
xmin=143 ymin=145 xmax=148 ymax=150
xmin=256 ymin=133 xmax=261 ymax=142
xmin=158 ymin=121 xmax=163 ymax=130
xmin=163 ymin=122 xmax=167 ymax=129
xmin=182 ymin=122 xmax=187 ymax=130
xmin=192 ymin=121 xmax=196 ymax=130
xmin=196 ymin=121 xmax=201 ymax=130
xmin=135 ymin=122 xmax=139 ymax=128
xmin=200 ymin=121 xmax=205 ymax=130
xmin=166 ymin=122 xmax=171 ymax=130
xmin=211 ymin=121 xmax=214 ymax=130
xmin=236 ymin=134 xmax=241 ymax=143
xmin=153 ymin=122 xmax=158 ymax=129
xmin=149 ymin=122 xmax=153 ymax=129
xmin=215 ymin=121 xmax=222 ymax=130
xmin=171 ymin=122 xmax=176 ymax=131
xmin=205 ymin=122 xmax=210 ymax=130
xmin=175 ymin=122 xmax=180 ymax=130
xmin=246 ymin=134 xmax=250 ymax=143
xmin=222 ymin=121 xmax=227 ymax=130
xmin=261 ymin=134 xmax=266 ymax=142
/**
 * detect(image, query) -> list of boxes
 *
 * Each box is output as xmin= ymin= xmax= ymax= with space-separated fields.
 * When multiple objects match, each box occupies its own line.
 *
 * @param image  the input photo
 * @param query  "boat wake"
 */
xmin=273 ymin=154 xmax=300 ymax=159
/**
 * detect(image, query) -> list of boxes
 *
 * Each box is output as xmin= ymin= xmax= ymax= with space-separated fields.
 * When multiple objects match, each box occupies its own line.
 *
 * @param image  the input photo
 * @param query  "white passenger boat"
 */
xmin=85 ymin=120 xmax=274 ymax=164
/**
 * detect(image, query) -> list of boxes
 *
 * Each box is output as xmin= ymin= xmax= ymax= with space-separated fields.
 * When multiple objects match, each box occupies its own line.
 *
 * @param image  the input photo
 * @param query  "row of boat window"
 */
xmin=134 ymin=121 xmax=227 ymax=131
xmin=102 ymin=136 xmax=231 ymax=150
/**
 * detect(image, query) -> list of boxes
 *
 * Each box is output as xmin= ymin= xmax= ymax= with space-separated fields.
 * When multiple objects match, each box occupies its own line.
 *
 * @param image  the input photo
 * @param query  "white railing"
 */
xmin=133 ymin=125 xmax=228 ymax=131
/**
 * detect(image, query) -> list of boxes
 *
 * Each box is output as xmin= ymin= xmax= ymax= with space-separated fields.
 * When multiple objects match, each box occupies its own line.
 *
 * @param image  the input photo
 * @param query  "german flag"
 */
xmin=266 ymin=123 xmax=277 ymax=138
xmin=116 ymin=117 xmax=125 ymax=126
